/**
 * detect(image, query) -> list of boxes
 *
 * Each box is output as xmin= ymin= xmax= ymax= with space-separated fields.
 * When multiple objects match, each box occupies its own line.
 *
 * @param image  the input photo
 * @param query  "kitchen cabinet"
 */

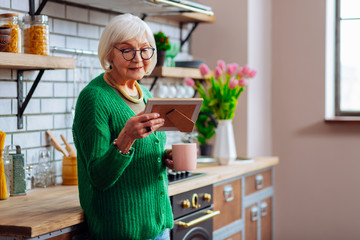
xmin=224 ymin=232 xmax=242 ymax=240
xmin=213 ymin=178 xmax=242 ymax=231
xmin=213 ymin=168 xmax=274 ymax=240
xmin=245 ymin=197 xmax=272 ymax=240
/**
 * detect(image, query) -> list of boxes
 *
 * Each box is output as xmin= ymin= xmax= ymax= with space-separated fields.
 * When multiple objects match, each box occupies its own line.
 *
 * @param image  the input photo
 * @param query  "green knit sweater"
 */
xmin=72 ymin=73 xmax=174 ymax=240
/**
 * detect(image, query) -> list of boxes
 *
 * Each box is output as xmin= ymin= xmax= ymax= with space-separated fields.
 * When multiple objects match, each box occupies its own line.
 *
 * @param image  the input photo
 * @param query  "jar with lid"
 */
xmin=0 ymin=13 xmax=21 ymax=53
xmin=22 ymin=15 xmax=49 ymax=56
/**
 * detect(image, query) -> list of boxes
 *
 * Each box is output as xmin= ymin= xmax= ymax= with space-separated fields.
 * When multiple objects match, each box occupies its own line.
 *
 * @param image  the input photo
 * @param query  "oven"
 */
xmin=170 ymin=184 xmax=220 ymax=240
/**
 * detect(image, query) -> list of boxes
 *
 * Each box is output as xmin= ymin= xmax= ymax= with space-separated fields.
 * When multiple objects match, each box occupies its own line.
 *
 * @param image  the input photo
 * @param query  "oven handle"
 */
xmin=176 ymin=210 xmax=220 ymax=228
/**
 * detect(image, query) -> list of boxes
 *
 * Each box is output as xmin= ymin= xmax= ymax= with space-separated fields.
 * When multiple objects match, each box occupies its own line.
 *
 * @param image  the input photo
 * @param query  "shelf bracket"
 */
xmin=29 ymin=0 xmax=49 ymax=16
xmin=180 ymin=22 xmax=199 ymax=50
xmin=149 ymin=77 xmax=159 ymax=91
xmin=17 ymin=69 xmax=45 ymax=129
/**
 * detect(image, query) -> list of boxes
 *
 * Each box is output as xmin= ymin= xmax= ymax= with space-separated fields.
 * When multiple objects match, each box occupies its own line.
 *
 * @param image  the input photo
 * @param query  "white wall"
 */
xmin=272 ymin=0 xmax=360 ymax=239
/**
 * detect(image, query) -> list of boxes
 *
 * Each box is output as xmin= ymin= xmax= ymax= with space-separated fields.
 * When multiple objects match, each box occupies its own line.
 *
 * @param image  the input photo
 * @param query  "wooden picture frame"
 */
xmin=144 ymin=98 xmax=203 ymax=132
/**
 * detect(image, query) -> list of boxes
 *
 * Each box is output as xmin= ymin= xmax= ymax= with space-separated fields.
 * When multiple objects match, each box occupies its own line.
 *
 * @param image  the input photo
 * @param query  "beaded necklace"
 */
xmin=104 ymin=72 xmax=143 ymax=104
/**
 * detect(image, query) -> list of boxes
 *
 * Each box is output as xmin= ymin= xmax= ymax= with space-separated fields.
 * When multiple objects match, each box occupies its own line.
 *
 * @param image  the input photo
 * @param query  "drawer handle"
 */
xmin=260 ymin=202 xmax=268 ymax=216
xmin=251 ymin=206 xmax=258 ymax=221
xmin=255 ymin=174 xmax=263 ymax=189
xmin=224 ymin=185 xmax=234 ymax=202
xmin=176 ymin=210 xmax=220 ymax=228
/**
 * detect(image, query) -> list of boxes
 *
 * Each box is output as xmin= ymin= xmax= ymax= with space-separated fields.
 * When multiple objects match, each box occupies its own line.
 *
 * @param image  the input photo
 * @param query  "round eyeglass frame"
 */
xmin=113 ymin=46 xmax=155 ymax=61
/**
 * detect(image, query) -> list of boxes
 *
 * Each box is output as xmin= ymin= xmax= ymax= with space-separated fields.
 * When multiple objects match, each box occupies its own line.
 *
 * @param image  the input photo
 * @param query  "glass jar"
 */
xmin=0 ymin=13 xmax=21 ymax=53
xmin=22 ymin=15 xmax=49 ymax=56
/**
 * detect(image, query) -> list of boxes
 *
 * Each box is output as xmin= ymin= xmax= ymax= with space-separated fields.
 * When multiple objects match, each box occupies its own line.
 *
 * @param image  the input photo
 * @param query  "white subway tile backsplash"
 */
xmin=66 ymin=36 xmax=88 ymax=51
xmin=89 ymin=40 xmax=99 ymax=52
xmin=42 ymin=70 xmax=67 ymax=82
xmin=43 ymin=1 xmax=65 ymax=18
xmin=0 ymin=116 xmax=18 ymax=132
xmin=0 ymin=0 xmax=10 ymax=8
xmin=53 ymin=19 xmax=77 ymax=36
xmin=78 ymin=23 xmax=99 ymax=39
xmin=13 ymin=132 xmax=41 ymax=148
xmin=27 ymin=82 xmax=53 ymax=97
xmin=12 ymin=99 xmax=41 ymax=114
xmin=50 ymin=34 xmax=66 ymax=48
xmin=0 ymin=69 xmax=11 ymax=79
xmin=27 ymin=115 xmax=53 ymax=131
xmin=3 ymin=133 xmax=11 ymax=148
xmin=54 ymin=82 xmax=74 ymax=97
xmin=0 ymin=82 xmax=16 ymax=97
xmin=54 ymin=113 xmax=73 ymax=129
xmin=11 ymin=0 xmax=29 ymax=12
xmin=0 ymin=99 xmax=11 ymax=115
xmin=41 ymin=99 xmax=67 ymax=113
xmin=89 ymin=10 xmax=109 ymax=25
xmin=66 ymin=6 xmax=88 ymax=22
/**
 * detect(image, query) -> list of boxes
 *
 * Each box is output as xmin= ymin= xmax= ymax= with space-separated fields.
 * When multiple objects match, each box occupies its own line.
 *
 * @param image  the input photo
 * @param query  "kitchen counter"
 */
xmin=0 ymin=157 xmax=278 ymax=238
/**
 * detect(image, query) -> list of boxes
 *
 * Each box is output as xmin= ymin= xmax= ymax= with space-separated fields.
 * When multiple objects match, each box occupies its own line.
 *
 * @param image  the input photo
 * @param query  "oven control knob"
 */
xmin=203 ymin=193 xmax=212 ymax=202
xmin=182 ymin=199 xmax=191 ymax=208
xmin=192 ymin=193 xmax=201 ymax=208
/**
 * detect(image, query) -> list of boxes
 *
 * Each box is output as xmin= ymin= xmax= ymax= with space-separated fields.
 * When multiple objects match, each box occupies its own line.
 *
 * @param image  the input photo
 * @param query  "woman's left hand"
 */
xmin=164 ymin=149 xmax=174 ymax=169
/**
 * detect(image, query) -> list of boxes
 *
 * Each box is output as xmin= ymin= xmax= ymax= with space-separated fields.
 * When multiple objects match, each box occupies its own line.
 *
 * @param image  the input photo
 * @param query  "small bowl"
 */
xmin=0 ymin=27 xmax=11 ymax=35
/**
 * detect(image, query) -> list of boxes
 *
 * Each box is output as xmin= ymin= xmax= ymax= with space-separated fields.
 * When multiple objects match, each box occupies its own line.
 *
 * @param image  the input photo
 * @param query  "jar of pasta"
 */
xmin=0 ymin=13 xmax=21 ymax=53
xmin=22 ymin=15 xmax=49 ymax=56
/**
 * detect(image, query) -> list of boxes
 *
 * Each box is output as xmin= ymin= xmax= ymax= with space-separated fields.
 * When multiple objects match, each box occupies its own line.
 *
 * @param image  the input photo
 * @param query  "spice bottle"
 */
xmin=0 ymin=13 xmax=21 ymax=53
xmin=22 ymin=15 xmax=49 ymax=56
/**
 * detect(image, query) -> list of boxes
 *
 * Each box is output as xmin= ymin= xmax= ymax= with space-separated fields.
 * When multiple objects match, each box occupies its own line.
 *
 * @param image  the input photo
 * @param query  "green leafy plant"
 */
xmin=154 ymin=31 xmax=171 ymax=51
xmin=195 ymin=108 xmax=216 ymax=145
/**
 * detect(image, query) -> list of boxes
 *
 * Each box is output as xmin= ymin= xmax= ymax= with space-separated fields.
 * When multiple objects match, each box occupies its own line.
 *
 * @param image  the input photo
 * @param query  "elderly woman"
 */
xmin=72 ymin=14 xmax=174 ymax=240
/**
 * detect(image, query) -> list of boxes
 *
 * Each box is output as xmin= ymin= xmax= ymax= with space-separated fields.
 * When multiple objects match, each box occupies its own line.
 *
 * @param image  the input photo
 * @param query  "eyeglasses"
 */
xmin=113 ymin=46 xmax=155 ymax=61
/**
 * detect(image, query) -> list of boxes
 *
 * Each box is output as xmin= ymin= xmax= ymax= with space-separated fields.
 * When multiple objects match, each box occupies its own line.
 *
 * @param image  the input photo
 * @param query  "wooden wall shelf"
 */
xmin=0 ymin=52 xmax=76 ymax=70
xmin=0 ymin=52 xmax=76 ymax=129
xmin=150 ymin=12 xmax=215 ymax=23
xmin=150 ymin=66 xmax=202 ymax=79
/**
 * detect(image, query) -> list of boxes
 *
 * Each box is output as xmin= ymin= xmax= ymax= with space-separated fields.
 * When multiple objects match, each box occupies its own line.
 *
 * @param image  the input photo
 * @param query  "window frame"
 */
xmin=335 ymin=0 xmax=360 ymax=116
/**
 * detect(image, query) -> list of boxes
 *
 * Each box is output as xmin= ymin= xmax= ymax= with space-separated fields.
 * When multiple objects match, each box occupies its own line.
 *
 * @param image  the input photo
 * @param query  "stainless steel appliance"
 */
xmin=170 ymin=185 xmax=220 ymax=240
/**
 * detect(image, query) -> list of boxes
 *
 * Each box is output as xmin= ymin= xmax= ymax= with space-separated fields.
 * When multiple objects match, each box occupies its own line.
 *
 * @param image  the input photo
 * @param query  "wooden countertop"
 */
xmin=0 ymin=157 xmax=278 ymax=238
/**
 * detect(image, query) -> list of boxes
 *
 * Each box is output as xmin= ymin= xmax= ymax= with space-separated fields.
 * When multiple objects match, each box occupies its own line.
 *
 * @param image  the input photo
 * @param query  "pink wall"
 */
xmin=193 ymin=0 xmax=249 ymax=156
xmin=272 ymin=0 xmax=360 ymax=239
xmin=194 ymin=0 xmax=360 ymax=239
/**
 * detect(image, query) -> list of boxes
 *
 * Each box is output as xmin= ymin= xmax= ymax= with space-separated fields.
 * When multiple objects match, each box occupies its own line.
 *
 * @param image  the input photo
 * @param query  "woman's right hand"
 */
xmin=121 ymin=111 xmax=165 ymax=140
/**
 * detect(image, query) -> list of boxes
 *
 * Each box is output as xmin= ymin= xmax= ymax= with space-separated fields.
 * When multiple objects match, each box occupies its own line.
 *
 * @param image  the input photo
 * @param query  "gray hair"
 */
xmin=98 ymin=13 xmax=157 ymax=74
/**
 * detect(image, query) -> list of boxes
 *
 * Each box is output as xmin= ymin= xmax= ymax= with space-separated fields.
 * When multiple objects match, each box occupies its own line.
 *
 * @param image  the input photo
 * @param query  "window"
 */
xmin=335 ymin=0 xmax=360 ymax=116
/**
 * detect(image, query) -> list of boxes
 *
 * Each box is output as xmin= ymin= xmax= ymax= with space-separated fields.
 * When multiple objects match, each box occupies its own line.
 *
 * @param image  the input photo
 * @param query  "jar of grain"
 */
xmin=0 ymin=13 xmax=21 ymax=53
xmin=22 ymin=15 xmax=49 ymax=55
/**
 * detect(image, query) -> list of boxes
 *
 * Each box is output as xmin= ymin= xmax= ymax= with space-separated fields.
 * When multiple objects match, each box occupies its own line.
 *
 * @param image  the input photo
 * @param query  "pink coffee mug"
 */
xmin=172 ymin=143 xmax=197 ymax=171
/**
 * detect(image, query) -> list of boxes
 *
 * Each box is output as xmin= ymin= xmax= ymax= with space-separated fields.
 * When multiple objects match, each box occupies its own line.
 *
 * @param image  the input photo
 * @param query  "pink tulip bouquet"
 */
xmin=184 ymin=60 xmax=257 ymax=120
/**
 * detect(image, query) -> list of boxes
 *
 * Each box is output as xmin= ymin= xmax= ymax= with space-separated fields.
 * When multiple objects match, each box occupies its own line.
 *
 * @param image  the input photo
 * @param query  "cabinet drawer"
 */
xmin=245 ymin=169 xmax=272 ymax=196
xmin=213 ymin=179 xmax=242 ymax=230
xmin=224 ymin=231 xmax=241 ymax=240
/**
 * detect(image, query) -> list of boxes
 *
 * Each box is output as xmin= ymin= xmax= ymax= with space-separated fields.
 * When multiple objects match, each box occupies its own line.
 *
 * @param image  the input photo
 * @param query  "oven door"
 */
xmin=171 ymin=207 xmax=220 ymax=240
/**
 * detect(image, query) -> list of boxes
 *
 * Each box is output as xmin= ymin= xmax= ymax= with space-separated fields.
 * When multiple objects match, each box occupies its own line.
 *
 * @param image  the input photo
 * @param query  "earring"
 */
xmin=110 ymin=65 xmax=112 ymax=70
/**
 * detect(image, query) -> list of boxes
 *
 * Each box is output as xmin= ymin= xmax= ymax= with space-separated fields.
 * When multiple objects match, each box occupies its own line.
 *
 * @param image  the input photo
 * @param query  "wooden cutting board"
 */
xmin=0 ymin=185 xmax=83 ymax=238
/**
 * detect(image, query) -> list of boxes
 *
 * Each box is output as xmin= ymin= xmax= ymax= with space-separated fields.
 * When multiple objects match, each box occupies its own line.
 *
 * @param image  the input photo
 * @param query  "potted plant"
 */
xmin=195 ymin=109 xmax=217 ymax=156
xmin=153 ymin=31 xmax=170 ymax=66
xmin=184 ymin=60 xmax=257 ymax=164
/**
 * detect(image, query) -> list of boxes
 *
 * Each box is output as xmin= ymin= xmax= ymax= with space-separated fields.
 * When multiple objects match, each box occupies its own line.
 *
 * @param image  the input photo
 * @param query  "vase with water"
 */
xmin=213 ymin=119 xmax=237 ymax=165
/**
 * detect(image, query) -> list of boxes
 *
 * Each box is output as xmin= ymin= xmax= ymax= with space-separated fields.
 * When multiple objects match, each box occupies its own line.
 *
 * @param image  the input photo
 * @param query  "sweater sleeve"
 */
xmin=73 ymin=87 xmax=134 ymax=190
